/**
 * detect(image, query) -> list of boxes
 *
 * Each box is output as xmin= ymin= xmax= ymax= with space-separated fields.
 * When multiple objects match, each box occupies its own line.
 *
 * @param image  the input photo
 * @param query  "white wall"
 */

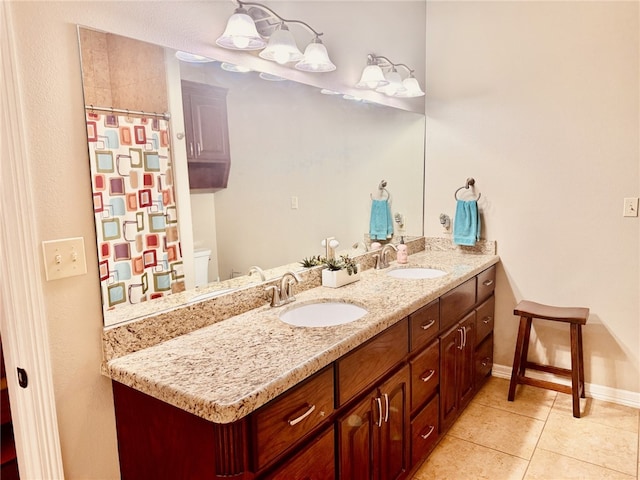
xmin=425 ymin=1 xmax=639 ymax=398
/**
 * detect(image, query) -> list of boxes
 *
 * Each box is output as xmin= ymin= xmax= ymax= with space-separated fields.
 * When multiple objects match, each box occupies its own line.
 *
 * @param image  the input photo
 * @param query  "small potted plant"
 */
xmin=321 ymin=254 xmax=361 ymax=288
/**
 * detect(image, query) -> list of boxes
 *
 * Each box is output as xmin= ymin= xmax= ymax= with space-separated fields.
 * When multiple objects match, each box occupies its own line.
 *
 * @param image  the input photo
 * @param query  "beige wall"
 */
xmin=4 ymin=0 xmax=639 ymax=478
xmin=5 ymin=1 xmax=425 ymax=477
xmin=425 ymin=2 xmax=639 ymax=397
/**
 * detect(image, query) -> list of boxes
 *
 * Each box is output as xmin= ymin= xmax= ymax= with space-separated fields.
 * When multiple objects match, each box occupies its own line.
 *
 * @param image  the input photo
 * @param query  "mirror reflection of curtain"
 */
xmin=86 ymin=111 xmax=184 ymax=311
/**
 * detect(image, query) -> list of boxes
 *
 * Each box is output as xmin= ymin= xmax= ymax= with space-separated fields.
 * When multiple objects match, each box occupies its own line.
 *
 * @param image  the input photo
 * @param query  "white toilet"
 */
xmin=193 ymin=248 xmax=211 ymax=287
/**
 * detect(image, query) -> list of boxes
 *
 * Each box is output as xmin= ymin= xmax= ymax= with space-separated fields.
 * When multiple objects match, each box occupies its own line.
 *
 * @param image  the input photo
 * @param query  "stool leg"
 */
xmin=570 ymin=324 xmax=581 ymax=418
xmin=577 ymin=324 xmax=585 ymax=398
xmin=508 ymin=316 xmax=532 ymax=401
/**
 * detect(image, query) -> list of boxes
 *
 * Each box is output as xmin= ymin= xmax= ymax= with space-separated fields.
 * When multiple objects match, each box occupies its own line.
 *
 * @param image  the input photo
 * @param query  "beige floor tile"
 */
xmin=524 ymin=449 xmax=636 ymax=480
xmin=447 ymin=402 xmax=545 ymax=460
xmin=412 ymin=435 xmax=529 ymax=480
xmin=553 ymin=393 xmax=640 ymax=433
xmin=538 ymin=410 xmax=638 ymax=476
xmin=473 ymin=377 xmax=557 ymax=421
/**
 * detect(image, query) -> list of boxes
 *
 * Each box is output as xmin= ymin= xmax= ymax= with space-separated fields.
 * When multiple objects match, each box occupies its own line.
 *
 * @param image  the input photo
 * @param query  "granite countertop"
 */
xmin=105 ymin=248 xmax=499 ymax=424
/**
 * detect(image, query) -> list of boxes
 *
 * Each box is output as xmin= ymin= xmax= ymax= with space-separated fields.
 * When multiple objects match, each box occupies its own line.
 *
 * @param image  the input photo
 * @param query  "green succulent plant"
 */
xmin=299 ymin=255 xmax=323 ymax=268
xmin=324 ymin=255 xmax=359 ymax=276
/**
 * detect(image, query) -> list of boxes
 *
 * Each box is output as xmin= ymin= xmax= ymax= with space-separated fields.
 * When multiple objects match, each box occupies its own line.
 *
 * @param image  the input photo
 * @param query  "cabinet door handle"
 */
xmin=287 ymin=404 xmax=316 ymax=426
xmin=383 ymin=393 xmax=389 ymax=423
xmin=196 ymin=142 xmax=202 ymax=156
xmin=482 ymin=279 xmax=494 ymax=287
xmin=420 ymin=425 xmax=435 ymax=440
xmin=420 ymin=369 xmax=436 ymax=383
xmin=481 ymin=357 xmax=491 ymax=367
xmin=189 ymin=142 xmax=194 ymax=157
xmin=483 ymin=315 xmax=493 ymax=324
xmin=463 ymin=326 xmax=467 ymax=348
xmin=376 ymin=397 xmax=383 ymax=427
xmin=457 ymin=328 xmax=464 ymax=350
xmin=420 ymin=319 xmax=436 ymax=330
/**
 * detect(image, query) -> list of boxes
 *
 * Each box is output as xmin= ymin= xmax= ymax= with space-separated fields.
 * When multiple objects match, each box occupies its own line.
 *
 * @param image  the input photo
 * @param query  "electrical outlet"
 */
xmin=623 ymin=197 xmax=639 ymax=217
xmin=42 ymin=237 xmax=87 ymax=281
xmin=290 ymin=196 xmax=299 ymax=209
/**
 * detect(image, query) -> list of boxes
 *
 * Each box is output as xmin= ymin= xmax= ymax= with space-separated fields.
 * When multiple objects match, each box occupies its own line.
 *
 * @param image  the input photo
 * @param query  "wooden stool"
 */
xmin=508 ymin=300 xmax=589 ymax=418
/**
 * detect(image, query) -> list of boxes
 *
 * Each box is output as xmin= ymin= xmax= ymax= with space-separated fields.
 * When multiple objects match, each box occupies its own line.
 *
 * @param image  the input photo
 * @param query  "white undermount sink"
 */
xmin=279 ymin=301 xmax=368 ymax=327
xmin=387 ymin=267 xmax=447 ymax=279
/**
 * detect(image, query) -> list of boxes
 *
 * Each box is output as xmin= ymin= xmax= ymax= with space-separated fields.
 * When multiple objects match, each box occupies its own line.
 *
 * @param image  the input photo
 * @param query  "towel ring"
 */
xmin=454 ymin=177 xmax=481 ymax=201
xmin=371 ymin=179 xmax=391 ymax=201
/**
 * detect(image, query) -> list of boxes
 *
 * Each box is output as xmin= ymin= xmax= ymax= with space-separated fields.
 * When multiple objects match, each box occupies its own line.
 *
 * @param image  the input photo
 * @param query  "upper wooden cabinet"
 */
xmin=181 ymin=80 xmax=231 ymax=192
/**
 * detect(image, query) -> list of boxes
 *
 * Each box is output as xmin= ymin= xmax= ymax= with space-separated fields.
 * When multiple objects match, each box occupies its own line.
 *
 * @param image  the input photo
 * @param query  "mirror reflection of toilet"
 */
xmin=193 ymin=249 xmax=212 ymax=287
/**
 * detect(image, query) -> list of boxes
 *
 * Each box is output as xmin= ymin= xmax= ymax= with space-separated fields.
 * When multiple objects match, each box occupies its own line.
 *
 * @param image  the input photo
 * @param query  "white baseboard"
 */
xmin=492 ymin=364 xmax=640 ymax=410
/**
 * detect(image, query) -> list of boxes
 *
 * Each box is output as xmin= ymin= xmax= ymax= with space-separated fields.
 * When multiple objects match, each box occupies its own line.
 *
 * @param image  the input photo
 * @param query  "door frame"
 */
xmin=1 ymin=2 xmax=65 ymax=478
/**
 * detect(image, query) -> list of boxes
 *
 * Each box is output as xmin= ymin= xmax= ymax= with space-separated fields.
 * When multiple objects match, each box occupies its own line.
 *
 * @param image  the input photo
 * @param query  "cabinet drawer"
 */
xmin=441 ymin=278 xmax=476 ymax=331
xmin=411 ymin=394 xmax=439 ymax=466
xmin=254 ymin=366 xmax=334 ymax=470
xmin=475 ymin=334 xmax=493 ymax=386
xmin=265 ymin=426 xmax=335 ymax=480
xmin=475 ymin=295 xmax=495 ymax=346
xmin=336 ymin=319 xmax=408 ymax=406
xmin=409 ymin=299 xmax=440 ymax=352
xmin=410 ymin=340 xmax=439 ymax=412
xmin=477 ymin=265 xmax=496 ymax=303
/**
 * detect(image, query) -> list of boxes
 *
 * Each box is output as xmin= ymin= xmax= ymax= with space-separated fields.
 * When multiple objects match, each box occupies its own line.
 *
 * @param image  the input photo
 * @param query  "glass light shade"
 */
xmin=216 ymin=8 xmax=266 ymax=50
xmin=375 ymin=70 xmax=407 ymax=96
xmin=356 ymin=64 xmax=388 ymax=89
xmin=396 ymin=77 xmax=425 ymax=97
xmin=175 ymin=51 xmax=215 ymax=63
xmin=295 ymin=38 xmax=336 ymax=72
xmin=259 ymin=24 xmax=303 ymax=65
xmin=220 ymin=62 xmax=252 ymax=73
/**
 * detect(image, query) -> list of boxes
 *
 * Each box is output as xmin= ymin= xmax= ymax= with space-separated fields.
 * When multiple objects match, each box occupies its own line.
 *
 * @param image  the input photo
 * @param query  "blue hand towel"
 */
xmin=369 ymin=199 xmax=394 ymax=240
xmin=453 ymin=200 xmax=480 ymax=246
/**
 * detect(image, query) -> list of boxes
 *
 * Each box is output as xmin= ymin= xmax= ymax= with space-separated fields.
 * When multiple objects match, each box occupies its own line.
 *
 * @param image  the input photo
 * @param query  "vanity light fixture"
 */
xmin=216 ymin=0 xmax=336 ymax=72
xmin=356 ymin=54 xmax=425 ymax=98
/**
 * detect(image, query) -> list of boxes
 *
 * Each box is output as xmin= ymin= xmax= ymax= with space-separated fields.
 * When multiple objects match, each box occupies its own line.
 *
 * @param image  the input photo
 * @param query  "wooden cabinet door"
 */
xmin=265 ymin=427 xmax=335 ymax=480
xmin=378 ymin=365 xmax=410 ymax=480
xmin=439 ymin=323 xmax=459 ymax=433
xmin=337 ymin=391 xmax=381 ymax=480
xmin=457 ymin=312 xmax=476 ymax=411
xmin=188 ymin=91 xmax=230 ymax=163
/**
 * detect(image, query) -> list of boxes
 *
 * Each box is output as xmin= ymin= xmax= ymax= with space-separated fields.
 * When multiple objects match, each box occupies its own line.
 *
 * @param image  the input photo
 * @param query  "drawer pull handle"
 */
xmin=420 ymin=370 xmax=436 ymax=383
xmin=376 ymin=397 xmax=383 ymax=427
xmin=481 ymin=357 xmax=491 ymax=367
xmin=483 ymin=316 xmax=493 ymax=324
xmin=288 ymin=404 xmax=316 ymax=426
xmin=482 ymin=279 xmax=494 ymax=287
xmin=420 ymin=425 xmax=435 ymax=440
xmin=420 ymin=319 xmax=436 ymax=330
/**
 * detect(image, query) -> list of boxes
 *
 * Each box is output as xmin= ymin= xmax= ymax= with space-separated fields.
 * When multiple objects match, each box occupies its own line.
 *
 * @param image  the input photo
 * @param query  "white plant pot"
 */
xmin=322 ymin=268 xmax=361 ymax=288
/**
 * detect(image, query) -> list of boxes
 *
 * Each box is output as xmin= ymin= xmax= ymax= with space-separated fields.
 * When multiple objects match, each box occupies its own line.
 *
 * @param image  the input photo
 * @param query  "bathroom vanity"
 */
xmin=104 ymin=243 xmax=498 ymax=479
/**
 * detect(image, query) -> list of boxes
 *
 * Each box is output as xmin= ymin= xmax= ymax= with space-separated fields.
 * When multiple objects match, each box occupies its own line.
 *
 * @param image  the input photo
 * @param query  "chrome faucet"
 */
xmin=352 ymin=241 xmax=369 ymax=252
xmin=266 ymin=271 xmax=301 ymax=307
xmin=375 ymin=243 xmax=398 ymax=269
xmin=248 ymin=265 xmax=266 ymax=282
xmin=280 ymin=271 xmax=301 ymax=303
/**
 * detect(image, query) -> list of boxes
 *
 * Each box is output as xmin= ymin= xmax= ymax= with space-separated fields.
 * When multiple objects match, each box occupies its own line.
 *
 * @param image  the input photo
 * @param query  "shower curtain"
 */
xmin=86 ymin=111 xmax=184 ymax=311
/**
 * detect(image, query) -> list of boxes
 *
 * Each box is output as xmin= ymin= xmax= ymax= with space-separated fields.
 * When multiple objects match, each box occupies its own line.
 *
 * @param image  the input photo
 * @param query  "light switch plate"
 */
xmin=42 ymin=237 xmax=87 ymax=281
xmin=623 ymin=197 xmax=639 ymax=217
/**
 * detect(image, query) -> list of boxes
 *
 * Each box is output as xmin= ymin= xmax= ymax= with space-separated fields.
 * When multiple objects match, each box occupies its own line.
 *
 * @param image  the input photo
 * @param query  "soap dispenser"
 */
xmin=397 ymin=238 xmax=408 ymax=264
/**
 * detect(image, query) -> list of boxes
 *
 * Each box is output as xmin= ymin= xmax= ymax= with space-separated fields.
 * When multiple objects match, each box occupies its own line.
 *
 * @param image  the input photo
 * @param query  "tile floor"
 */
xmin=412 ymin=377 xmax=640 ymax=480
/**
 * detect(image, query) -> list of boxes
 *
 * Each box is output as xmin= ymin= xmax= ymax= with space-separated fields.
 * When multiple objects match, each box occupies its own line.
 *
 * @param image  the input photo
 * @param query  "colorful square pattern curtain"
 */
xmin=86 ymin=111 xmax=184 ymax=311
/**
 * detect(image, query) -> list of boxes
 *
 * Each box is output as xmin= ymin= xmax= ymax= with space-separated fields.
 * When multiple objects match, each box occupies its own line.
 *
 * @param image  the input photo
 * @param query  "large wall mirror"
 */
xmin=78 ymin=20 xmax=425 ymax=327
